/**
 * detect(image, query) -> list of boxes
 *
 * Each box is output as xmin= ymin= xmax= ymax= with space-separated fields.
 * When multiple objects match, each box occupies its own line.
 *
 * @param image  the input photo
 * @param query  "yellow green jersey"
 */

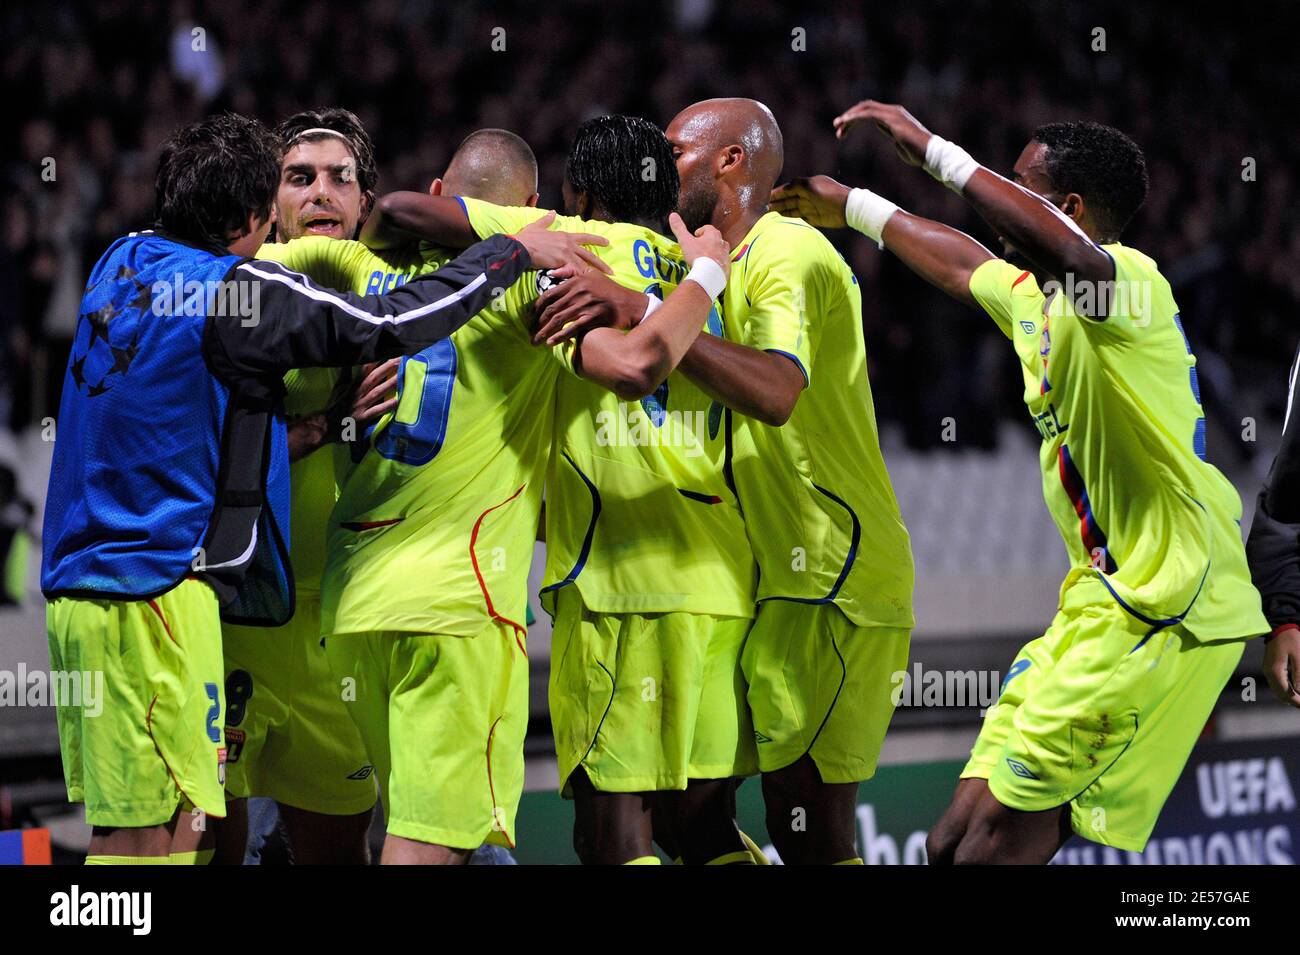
xmin=460 ymin=198 xmax=756 ymax=618
xmin=251 ymin=239 xmax=358 ymax=597
xmin=259 ymin=234 xmax=552 ymax=640
xmin=719 ymin=211 xmax=914 ymax=629
xmin=967 ymin=246 xmax=1267 ymax=640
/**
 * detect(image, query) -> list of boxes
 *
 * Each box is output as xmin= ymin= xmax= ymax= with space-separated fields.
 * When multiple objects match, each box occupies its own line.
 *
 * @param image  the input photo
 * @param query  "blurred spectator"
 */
xmin=2 ymin=0 xmax=1295 ymax=459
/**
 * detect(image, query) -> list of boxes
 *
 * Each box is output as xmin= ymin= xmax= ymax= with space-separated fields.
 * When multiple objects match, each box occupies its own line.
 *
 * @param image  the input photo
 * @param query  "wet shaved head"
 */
xmin=666 ymin=98 xmax=784 ymax=233
xmin=440 ymin=128 xmax=538 ymax=206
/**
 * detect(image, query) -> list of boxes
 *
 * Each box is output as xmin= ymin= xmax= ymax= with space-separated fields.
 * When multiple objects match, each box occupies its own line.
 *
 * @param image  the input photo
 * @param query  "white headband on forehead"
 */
xmin=288 ymin=127 xmax=360 ymax=183
xmin=290 ymin=127 xmax=354 ymax=147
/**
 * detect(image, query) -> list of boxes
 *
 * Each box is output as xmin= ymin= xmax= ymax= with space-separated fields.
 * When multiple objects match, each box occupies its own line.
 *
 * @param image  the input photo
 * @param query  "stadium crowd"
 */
xmin=3 ymin=0 xmax=1295 ymax=452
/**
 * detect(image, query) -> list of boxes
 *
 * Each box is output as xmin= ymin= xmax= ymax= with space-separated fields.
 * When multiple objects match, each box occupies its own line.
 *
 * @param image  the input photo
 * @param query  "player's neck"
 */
xmin=716 ymin=207 xmax=765 ymax=249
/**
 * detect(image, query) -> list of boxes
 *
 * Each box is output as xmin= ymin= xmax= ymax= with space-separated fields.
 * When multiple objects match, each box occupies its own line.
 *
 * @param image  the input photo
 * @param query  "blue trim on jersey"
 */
xmin=761 ymin=482 xmax=860 ymax=606
xmin=765 ymin=349 xmax=809 ymax=388
xmin=453 ymin=195 xmax=468 ymax=218
xmin=1173 ymin=313 xmax=1208 ymax=461
xmin=1093 ymin=557 xmax=1211 ymax=653
xmin=539 ymin=452 xmax=601 ymax=594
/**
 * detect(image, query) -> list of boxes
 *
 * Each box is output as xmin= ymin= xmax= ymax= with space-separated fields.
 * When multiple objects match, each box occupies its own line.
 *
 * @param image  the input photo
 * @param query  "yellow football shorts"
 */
xmin=743 ymin=599 xmax=910 ymax=783
xmin=323 ymin=622 xmax=528 ymax=850
xmin=963 ymin=576 xmax=1245 ymax=851
xmin=221 ymin=597 xmax=377 ymax=815
xmin=46 ymin=578 xmax=226 ymax=827
xmin=548 ymin=586 xmax=758 ymax=795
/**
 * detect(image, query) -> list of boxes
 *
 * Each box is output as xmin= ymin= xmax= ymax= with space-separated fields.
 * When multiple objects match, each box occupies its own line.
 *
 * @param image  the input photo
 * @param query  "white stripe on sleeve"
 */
xmin=237 ymin=261 xmax=488 ymax=325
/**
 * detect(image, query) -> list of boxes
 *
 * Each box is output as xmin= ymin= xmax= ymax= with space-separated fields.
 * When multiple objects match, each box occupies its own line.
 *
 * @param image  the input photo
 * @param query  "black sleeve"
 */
xmin=1246 ymin=346 xmax=1300 ymax=630
xmin=204 ymin=233 xmax=529 ymax=384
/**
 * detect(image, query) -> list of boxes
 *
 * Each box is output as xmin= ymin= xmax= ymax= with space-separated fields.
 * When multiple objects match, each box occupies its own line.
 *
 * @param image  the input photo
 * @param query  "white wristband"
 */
xmin=639 ymin=294 xmax=663 ymax=324
xmin=844 ymin=187 xmax=900 ymax=249
xmin=923 ymin=135 xmax=980 ymax=193
xmin=685 ymin=257 xmax=727 ymax=300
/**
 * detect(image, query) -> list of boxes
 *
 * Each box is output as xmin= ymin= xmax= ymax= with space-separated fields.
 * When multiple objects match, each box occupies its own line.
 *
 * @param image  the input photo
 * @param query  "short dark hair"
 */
xmin=564 ymin=115 xmax=679 ymax=225
xmin=155 ymin=113 xmax=281 ymax=248
xmin=1031 ymin=121 xmax=1150 ymax=238
xmin=276 ymin=107 xmax=379 ymax=200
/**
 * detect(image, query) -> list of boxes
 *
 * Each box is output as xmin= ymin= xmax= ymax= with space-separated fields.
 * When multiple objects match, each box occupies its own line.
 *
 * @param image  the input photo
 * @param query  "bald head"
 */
xmin=438 ymin=128 xmax=538 ymax=207
xmin=665 ymin=98 xmax=783 ymax=233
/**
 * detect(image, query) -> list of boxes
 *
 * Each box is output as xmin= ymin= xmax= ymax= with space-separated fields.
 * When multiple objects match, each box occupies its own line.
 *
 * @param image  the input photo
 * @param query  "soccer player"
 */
xmin=540 ymin=100 xmax=917 ymax=864
xmin=39 ymin=112 xmax=585 ymax=864
xmin=772 ymin=100 xmax=1270 ymax=862
xmin=362 ymin=116 xmax=754 ymax=865
xmin=281 ymin=123 xmax=733 ymax=864
xmin=238 ymin=127 xmax=551 ymax=865
xmin=215 ymin=108 xmax=389 ymax=866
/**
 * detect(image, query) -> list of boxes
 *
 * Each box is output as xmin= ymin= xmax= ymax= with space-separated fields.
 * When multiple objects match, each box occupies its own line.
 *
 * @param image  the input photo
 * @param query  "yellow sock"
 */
xmin=169 ymin=848 xmax=214 ymax=865
xmin=833 ymin=857 xmax=864 ymax=865
xmin=624 ymin=855 xmax=661 ymax=865
xmin=85 ymin=854 xmax=171 ymax=865
xmin=705 ymin=850 xmax=755 ymax=865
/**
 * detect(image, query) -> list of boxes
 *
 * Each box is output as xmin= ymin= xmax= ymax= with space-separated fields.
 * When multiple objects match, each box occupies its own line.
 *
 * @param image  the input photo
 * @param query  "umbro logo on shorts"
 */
xmin=1006 ymin=757 xmax=1039 ymax=780
xmin=348 ymin=765 xmax=375 ymax=780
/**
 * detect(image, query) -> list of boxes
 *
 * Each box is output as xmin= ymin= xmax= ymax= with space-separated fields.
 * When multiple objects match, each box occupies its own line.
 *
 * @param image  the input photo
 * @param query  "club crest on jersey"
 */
xmin=641 ymin=381 xmax=669 ymax=427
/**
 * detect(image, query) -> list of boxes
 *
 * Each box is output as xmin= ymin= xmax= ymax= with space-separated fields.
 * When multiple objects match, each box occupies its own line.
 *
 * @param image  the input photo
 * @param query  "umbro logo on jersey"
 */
xmin=1019 ymin=320 xmax=1036 ymax=334
xmin=1006 ymin=758 xmax=1039 ymax=780
xmin=754 ymin=731 xmax=773 ymax=744
xmin=348 ymin=765 xmax=375 ymax=780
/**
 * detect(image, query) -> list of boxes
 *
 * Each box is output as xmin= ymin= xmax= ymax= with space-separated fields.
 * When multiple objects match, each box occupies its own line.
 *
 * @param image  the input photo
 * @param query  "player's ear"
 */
xmin=526 ymin=192 xmax=540 ymax=208
xmin=1060 ymin=192 xmax=1086 ymax=225
xmin=358 ymin=190 xmax=374 ymax=225
xmin=718 ymin=144 xmax=744 ymax=177
xmin=429 ymin=177 xmax=443 ymax=196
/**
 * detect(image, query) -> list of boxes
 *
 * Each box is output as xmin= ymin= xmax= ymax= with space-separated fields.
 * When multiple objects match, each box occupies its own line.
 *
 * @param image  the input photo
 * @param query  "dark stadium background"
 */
xmin=2 ymin=0 xmax=1297 ymax=863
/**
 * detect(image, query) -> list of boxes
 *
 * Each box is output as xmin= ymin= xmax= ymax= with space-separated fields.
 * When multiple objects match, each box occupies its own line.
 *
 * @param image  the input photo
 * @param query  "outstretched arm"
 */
xmin=557 ymin=214 xmax=731 ymax=401
xmin=362 ymin=193 xmax=612 ymax=277
xmin=676 ymin=333 xmax=806 ymax=427
xmin=210 ymin=216 xmax=606 ymax=381
xmin=833 ymin=100 xmax=1114 ymax=301
xmin=771 ymin=175 xmax=994 ymax=308
xmin=361 ymin=191 xmax=478 ymax=250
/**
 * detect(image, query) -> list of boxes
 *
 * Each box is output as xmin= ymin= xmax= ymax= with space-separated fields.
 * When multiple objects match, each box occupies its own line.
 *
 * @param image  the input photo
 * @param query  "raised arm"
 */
xmin=833 ymin=100 xmax=1114 ymax=297
xmin=555 ymin=214 xmax=731 ymax=401
xmin=771 ymin=174 xmax=994 ymax=308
